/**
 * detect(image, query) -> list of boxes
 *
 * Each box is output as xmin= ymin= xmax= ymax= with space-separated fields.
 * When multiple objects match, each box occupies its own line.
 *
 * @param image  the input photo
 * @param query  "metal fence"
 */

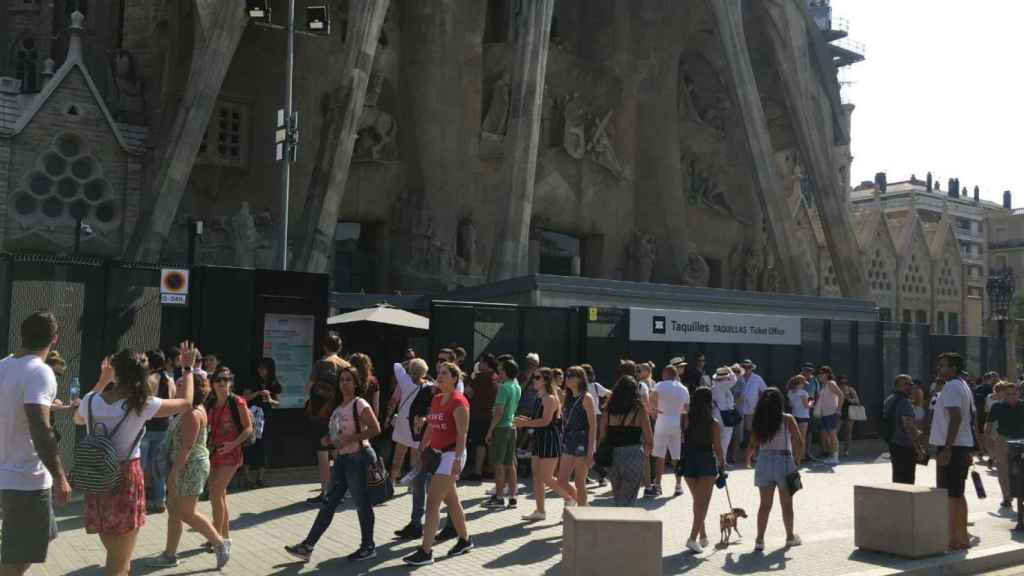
xmin=0 ymin=254 xmax=172 ymax=464
xmin=429 ymin=301 xmax=1007 ymax=436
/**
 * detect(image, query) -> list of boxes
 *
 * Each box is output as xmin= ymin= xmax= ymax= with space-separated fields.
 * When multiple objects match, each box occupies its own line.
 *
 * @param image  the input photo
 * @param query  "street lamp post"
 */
xmin=987 ymin=266 xmax=1016 ymax=341
xmin=248 ymin=1 xmax=330 ymax=270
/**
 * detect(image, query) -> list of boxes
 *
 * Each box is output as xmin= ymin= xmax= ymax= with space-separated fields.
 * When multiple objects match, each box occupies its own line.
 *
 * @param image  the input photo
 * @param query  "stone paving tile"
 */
xmin=20 ymin=453 xmax=1024 ymax=575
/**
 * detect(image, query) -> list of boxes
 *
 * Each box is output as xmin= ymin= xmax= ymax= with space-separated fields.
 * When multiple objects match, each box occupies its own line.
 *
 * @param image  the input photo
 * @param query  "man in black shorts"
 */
xmin=1 ymin=312 xmax=71 ymax=575
xmin=929 ymin=352 xmax=975 ymax=551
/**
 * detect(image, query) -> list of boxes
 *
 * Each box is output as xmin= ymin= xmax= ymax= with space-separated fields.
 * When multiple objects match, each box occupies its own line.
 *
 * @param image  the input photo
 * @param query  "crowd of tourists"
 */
xmin=0 ymin=309 xmax=1018 ymax=573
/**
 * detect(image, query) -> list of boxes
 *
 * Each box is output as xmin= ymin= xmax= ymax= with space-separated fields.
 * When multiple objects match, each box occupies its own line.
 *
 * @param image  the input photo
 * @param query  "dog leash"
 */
xmin=723 ymin=476 xmax=735 ymax=510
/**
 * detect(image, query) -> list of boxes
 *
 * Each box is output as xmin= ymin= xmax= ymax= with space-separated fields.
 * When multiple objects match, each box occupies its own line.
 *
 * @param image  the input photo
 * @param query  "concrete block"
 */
xmin=562 ymin=507 xmax=662 ymax=576
xmin=854 ymin=483 xmax=948 ymax=558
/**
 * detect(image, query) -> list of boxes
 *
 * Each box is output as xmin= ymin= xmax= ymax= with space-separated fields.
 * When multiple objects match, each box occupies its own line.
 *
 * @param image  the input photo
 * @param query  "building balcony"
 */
xmin=990 ymin=239 xmax=1024 ymax=251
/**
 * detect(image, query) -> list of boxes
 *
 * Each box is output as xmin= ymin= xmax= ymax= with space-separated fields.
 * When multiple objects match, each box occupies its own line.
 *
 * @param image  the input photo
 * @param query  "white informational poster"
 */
xmin=263 ymin=314 xmax=316 ymax=408
xmin=629 ymin=307 xmax=802 ymax=346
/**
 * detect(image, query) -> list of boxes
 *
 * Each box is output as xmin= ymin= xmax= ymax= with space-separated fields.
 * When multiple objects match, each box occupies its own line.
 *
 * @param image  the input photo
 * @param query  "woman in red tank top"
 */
xmin=403 ymin=362 xmax=473 ymax=566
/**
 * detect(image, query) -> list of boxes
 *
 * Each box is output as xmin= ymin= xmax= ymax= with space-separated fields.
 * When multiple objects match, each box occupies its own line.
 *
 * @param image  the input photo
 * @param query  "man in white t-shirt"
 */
xmin=739 ymin=360 xmax=766 ymax=451
xmin=929 ymin=352 xmax=975 ymax=551
xmin=0 ymin=311 xmax=68 ymax=574
xmin=650 ymin=364 xmax=690 ymax=497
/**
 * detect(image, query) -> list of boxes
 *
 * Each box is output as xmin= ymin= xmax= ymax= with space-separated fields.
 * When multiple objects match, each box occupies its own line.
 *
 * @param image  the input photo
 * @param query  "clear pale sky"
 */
xmin=832 ymin=0 xmax=1023 ymax=207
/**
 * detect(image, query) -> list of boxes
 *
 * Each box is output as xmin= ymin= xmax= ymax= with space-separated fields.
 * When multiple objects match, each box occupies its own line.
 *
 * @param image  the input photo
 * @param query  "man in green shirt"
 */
xmin=485 ymin=357 xmax=521 ymax=509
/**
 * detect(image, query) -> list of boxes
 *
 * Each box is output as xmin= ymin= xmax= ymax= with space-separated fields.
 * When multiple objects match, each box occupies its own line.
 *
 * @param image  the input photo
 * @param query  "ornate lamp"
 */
xmin=988 ymin=267 xmax=1017 ymax=323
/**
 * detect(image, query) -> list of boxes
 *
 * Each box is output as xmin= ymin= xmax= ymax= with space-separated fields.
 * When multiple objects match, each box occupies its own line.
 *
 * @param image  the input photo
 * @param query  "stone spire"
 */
xmin=67 ymin=11 xmax=85 ymax=63
xmin=40 ymin=58 xmax=55 ymax=86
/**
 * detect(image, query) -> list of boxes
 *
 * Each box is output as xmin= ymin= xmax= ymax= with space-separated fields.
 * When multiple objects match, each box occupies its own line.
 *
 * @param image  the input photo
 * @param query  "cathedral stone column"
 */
xmin=490 ymin=0 xmax=555 ymax=281
xmin=705 ymin=0 xmax=812 ymax=295
xmin=292 ymin=0 xmax=390 ymax=273
xmin=130 ymin=0 xmax=248 ymax=262
xmin=760 ymin=0 xmax=869 ymax=298
xmin=630 ymin=0 xmax=687 ymax=284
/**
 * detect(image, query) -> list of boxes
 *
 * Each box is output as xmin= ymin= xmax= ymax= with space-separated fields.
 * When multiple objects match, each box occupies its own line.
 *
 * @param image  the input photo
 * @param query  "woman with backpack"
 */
xmin=286 ymin=365 xmax=382 ymax=562
xmin=73 ymin=343 xmax=213 ymax=576
xmin=204 ymin=366 xmax=253 ymax=550
xmin=148 ymin=373 xmax=230 ymax=569
xmin=387 ymin=358 xmax=430 ymax=483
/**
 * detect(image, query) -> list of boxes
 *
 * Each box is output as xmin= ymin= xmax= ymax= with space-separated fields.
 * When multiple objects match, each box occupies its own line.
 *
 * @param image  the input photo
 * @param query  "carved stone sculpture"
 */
xmin=354 ymin=72 xmax=397 ymax=161
xmin=587 ymin=110 xmax=628 ymax=180
xmin=481 ymin=72 xmax=512 ymax=136
xmin=107 ymin=48 xmax=144 ymax=122
xmin=562 ymin=93 xmax=586 ymax=160
xmin=682 ymin=154 xmax=743 ymax=223
xmin=230 ymin=202 xmax=257 ymax=268
xmin=683 ymin=242 xmax=710 ymax=287
xmin=626 ymin=229 xmax=656 ymax=282
xmin=456 ymin=216 xmax=479 ymax=275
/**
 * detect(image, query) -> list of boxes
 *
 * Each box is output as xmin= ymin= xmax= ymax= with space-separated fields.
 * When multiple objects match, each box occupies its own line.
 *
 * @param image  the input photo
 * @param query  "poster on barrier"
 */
xmin=263 ymin=314 xmax=315 ymax=408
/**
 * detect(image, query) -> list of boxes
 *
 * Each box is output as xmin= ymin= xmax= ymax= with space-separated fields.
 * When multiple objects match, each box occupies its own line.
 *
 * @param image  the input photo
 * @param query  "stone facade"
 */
xmin=851 ymin=177 xmax=1011 ymax=335
xmin=0 ymin=11 xmax=144 ymax=257
xmin=1 ymin=1 xmax=870 ymax=301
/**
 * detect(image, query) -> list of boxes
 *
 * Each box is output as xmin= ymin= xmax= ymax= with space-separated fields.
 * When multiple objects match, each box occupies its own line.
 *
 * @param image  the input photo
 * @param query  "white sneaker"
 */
xmin=686 ymin=538 xmax=703 ymax=554
xmin=700 ymin=536 xmax=709 ymax=548
xmin=522 ymin=510 xmax=546 ymax=522
xmin=786 ymin=535 xmax=802 ymax=547
xmin=564 ymin=498 xmax=577 ymax=507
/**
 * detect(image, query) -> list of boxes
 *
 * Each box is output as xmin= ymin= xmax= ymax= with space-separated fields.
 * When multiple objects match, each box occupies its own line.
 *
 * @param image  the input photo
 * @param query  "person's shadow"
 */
xmin=720 ymin=547 xmax=790 ymax=573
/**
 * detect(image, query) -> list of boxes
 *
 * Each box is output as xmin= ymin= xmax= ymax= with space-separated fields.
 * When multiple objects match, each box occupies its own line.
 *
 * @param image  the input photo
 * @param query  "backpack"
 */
xmin=70 ymin=394 xmax=145 ymax=494
xmin=314 ymin=357 xmax=345 ymax=390
xmin=408 ymin=384 xmax=439 ymax=442
xmin=880 ymin=395 xmax=896 ymax=445
xmin=224 ymin=394 xmax=253 ymax=447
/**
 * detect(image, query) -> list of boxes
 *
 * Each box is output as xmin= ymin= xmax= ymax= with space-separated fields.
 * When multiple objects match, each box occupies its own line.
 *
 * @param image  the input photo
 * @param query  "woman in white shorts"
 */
xmin=403 ymin=362 xmax=473 ymax=566
xmin=389 ymin=359 xmax=430 ymax=481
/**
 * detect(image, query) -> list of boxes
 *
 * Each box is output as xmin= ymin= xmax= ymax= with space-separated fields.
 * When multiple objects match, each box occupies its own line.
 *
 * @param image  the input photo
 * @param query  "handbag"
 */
xmin=419 ymin=447 xmax=443 ymax=475
xmin=353 ymin=402 xmax=394 ymax=505
xmin=848 ymin=405 xmax=867 ymax=422
xmin=783 ymin=422 xmax=802 ymax=495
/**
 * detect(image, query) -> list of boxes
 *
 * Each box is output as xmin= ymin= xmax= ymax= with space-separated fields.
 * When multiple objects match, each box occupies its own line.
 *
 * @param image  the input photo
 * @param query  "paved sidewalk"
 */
xmin=20 ymin=453 xmax=1024 ymax=575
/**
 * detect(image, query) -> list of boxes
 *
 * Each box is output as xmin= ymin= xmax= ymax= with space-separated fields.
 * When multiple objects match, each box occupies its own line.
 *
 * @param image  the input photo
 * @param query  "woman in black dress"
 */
xmin=515 ymin=367 xmax=578 ymax=521
xmin=242 ymin=357 xmax=282 ymax=488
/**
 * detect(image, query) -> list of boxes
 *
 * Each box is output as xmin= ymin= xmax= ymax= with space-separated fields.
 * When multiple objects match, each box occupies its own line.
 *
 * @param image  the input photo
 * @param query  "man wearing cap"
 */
xmin=711 ymin=366 xmax=739 ymax=467
xmin=739 ymin=360 xmax=766 ymax=462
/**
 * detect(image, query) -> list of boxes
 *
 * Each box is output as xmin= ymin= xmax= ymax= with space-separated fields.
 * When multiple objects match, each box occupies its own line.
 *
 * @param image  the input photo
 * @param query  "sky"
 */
xmin=831 ymin=0 xmax=1023 ymax=206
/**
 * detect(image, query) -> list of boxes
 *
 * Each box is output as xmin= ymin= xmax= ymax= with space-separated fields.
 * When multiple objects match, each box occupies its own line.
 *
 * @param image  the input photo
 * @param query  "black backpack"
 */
xmin=408 ymin=384 xmax=439 ymax=442
xmin=881 ymin=395 xmax=896 ymax=444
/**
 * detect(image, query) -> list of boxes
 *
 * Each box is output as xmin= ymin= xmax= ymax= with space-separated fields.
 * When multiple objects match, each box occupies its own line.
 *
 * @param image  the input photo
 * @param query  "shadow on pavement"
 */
xmin=233 ymin=500 xmax=311 ymax=530
xmin=720 ymin=547 xmax=790 ymax=573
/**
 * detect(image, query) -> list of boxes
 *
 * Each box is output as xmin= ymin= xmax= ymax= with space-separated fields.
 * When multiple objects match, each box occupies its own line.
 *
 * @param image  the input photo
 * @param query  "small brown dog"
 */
xmin=719 ymin=508 xmax=748 ymax=545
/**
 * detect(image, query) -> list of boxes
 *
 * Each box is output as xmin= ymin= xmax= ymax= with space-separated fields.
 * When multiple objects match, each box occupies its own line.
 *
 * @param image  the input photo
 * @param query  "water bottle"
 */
xmin=69 ymin=377 xmax=80 ymax=400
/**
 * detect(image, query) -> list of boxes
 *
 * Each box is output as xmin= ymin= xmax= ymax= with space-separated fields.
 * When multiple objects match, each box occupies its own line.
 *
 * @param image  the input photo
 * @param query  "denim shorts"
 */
xmin=754 ymin=450 xmax=797 ymax=492
xmin=562 ymin=429 xmax=588 ymax=457
xmin=821 ymin=413 xmax=840 ymax=432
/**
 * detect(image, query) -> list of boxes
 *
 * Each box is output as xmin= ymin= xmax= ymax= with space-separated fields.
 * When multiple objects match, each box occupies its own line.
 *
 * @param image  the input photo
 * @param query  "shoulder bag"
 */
xmin=784 ymin=419 xmax=803 ymax=495
xmin=353 ymin=400 xmax=394 ymax=505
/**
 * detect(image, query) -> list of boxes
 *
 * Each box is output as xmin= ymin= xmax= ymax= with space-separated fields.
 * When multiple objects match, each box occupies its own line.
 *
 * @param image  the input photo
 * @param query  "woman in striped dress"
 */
xmin=557 ymin=366 xmax=597 ymax=506
xmin=515 ymin=367 xmax=578 ymax=521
